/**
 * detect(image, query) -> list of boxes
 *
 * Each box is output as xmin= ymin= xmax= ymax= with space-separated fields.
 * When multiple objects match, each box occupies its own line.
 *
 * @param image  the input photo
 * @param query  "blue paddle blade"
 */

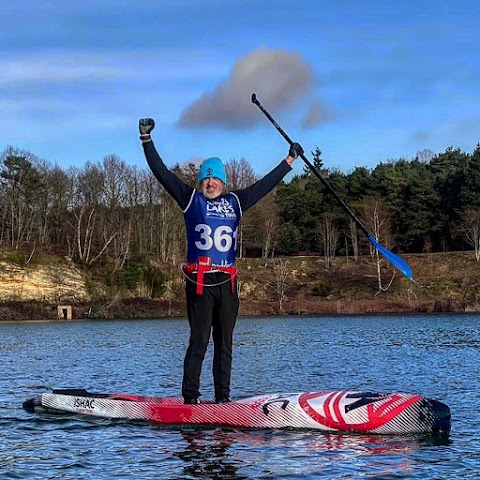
xmin=367 ymin=234 xmax=413 ymax=280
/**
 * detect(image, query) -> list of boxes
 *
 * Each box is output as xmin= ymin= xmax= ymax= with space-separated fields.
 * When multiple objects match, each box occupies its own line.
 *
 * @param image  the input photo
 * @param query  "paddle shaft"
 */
xmin=251 ymin=93 xmax=370 ymax=238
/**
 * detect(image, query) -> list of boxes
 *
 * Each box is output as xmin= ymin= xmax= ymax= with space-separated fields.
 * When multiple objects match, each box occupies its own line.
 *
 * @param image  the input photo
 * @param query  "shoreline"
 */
xmin=1 ymin=297 xmax=479 ymax=322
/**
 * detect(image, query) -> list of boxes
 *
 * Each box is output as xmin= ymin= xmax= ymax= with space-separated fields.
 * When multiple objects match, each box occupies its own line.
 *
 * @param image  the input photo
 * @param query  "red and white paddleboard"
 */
xmin=23 ymin=388 xmax=450 ymax=435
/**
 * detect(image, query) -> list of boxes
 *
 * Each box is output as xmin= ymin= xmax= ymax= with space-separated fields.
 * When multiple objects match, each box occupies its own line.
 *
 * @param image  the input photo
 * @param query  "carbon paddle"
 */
xmin=251 ymin=92 xmax=413 ymax=280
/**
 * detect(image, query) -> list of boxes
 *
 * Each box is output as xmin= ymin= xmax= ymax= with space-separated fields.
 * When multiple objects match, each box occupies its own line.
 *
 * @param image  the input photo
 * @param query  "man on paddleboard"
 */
xmin=139 ymin=118 xmax=303 ymax=404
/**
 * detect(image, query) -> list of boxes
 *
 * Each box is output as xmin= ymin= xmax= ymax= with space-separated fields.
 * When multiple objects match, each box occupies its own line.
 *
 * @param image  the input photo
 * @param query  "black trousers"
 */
xmin=182 ymin=272 xmax=239 ymax=401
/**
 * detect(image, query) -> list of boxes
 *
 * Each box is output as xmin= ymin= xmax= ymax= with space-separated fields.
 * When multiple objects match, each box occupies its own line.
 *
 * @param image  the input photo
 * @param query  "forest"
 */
xmin=1 ymin=142 xmax=480 ymax=297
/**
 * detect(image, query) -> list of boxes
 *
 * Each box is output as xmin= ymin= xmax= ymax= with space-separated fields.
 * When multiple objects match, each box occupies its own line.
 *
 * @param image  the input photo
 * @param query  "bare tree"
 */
xmin=160 ymin=191 xmax=185 ymax=263
xmin=462 ymin=208 xmax=480 ymax=261
xmin=137 ymin=171 xmax=160 ymax=255
xmin=316 ymin=213 xmax=339 ymax=270
xmin=262 ymin=207 xmax=279 ymax=258
xmin=225 ymin=157 xmax=258 ymax=258
xmin=363 ymin=195 xmax=395 ymax=294
xmin=136 ymin=169 xmax=186 ymax=263
xmin=69 ymin=162 xmax=117 ymax=265
xmin=102 ymin=155 xmax=131 ymax=271
xmin=268 ymin=258 xmax=294 ymax=313
xmin=347 ymin=217 xmax=359 ymax=260
xmin=225 ymin=157 xmax=257 ymax=190
xmin=45 ymin=165 xmax=74 ymax=246
xmin=238 ymin=191 xmax=280 ymax=259
xmin=72 ymin=203 xmax=96 ymax=262
xmin=76 ymin=161 xmax=105 ymax=207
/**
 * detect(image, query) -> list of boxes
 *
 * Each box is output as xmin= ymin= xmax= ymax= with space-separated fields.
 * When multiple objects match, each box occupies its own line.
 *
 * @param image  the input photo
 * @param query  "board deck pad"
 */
xmin=23 ymin=389 xmax=451 ymax=435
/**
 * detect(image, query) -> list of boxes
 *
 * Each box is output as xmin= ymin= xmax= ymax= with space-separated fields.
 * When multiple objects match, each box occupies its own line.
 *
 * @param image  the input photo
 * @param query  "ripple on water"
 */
xmin=1 ymin=315 xmax=479 ymax=479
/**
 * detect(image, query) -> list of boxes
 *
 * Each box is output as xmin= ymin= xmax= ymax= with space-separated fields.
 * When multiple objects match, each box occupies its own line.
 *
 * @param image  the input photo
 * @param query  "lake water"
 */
xmin=1 ymin=314 xmax=479 ymax=479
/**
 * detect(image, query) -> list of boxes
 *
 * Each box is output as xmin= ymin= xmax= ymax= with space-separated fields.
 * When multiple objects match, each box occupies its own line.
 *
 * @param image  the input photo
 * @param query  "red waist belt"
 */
xmin=183 ymin=261 xmax=238 ymax=295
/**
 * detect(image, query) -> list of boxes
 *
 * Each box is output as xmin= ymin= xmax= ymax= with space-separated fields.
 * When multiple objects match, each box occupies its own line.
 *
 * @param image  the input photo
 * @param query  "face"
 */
xmin=201 ymin=177 xmax=224 ymax=199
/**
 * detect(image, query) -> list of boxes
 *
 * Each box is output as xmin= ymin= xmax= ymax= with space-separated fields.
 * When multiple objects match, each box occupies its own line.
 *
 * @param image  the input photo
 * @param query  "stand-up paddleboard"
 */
xmin=23 ymin=388 xmax=450 ymax=435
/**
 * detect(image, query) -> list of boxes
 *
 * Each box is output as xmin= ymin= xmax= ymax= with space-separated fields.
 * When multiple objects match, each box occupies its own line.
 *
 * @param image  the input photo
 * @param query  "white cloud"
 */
xmin=0 ymin=49 xmax=225 ymax=85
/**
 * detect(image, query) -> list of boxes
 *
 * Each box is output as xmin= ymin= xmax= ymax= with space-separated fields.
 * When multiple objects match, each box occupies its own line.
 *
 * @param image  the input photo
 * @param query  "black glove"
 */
xmin=139 ymin=118 xmax=155 ymax=135
xmin=288 ymin=142 xmax=304 ymax=159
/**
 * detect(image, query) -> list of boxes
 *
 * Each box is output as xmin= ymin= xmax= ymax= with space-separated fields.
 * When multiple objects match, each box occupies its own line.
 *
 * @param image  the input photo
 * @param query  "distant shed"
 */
xmin=243 ymin=243 xmax=264 ymax=258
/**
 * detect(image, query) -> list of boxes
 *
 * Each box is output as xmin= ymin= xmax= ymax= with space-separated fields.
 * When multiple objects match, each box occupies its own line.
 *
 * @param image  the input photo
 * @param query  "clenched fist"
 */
xmin=139 ymin=118 xmax=155 ymax=135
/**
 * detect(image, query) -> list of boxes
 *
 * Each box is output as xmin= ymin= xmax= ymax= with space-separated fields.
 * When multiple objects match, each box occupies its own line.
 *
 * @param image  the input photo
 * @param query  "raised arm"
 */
xmin=234 ymin=142 xmax=303 ymax=211
xmin=139 ymin=118 xmax=193 ymax=210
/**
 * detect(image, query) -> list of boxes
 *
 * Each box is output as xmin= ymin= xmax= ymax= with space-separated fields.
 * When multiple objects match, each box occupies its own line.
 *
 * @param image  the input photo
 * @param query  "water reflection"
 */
xmin=167 ymin=426 xmax=451 ymax=480
xmin=172 ymin=429 xmax=248 ymax=480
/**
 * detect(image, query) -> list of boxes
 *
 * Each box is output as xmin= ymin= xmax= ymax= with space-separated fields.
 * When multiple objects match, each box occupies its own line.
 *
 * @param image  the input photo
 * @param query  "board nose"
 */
xmin=427 ymin=399 xmax=451 ymax=435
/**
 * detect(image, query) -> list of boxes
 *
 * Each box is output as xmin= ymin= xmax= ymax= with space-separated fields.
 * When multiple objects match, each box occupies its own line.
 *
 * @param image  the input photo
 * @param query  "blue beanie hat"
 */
xmin=198 ymin=157 xmax=227 ymax=184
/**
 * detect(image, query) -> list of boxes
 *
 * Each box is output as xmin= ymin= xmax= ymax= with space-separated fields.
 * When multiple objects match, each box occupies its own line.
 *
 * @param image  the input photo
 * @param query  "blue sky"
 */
xmin=1 ymin=0 xmax=479 ymax=178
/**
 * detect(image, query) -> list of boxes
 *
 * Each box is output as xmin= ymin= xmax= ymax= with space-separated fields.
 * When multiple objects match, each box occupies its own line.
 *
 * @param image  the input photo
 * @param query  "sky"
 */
xmin=1 ymin=0 xmax=479 ymax=178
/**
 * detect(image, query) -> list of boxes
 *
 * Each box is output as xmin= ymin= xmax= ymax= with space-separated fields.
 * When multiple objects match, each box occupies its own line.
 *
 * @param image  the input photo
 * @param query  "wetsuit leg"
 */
xmin=212 ymin=276 xmax=239 ymax=400
xmin=182 ymin=277 xmax=215 ymax=400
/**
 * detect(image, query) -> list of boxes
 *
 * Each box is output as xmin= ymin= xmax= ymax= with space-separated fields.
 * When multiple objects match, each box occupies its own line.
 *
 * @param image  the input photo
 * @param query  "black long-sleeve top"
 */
xmin=142 ymin=140 xmax=292 ymax=212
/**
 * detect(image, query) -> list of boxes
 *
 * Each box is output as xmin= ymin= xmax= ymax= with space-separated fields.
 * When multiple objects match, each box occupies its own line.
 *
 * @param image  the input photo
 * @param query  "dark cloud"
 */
xmin=301 ymin=100 xmax=335 ymax=128
xmin=412 ymin=130 xmax=431 ymax=142
xmin=177 ymin=47 xmax=314 ymax=129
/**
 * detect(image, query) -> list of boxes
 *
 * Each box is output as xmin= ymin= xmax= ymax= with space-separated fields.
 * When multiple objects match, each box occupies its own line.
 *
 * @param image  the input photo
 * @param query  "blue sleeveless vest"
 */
xmin=184 ymin=191 xmax=242 ymax=267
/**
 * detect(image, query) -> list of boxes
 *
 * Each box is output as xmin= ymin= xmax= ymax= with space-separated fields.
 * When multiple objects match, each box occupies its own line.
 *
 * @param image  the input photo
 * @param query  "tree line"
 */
xmin=1 ymin=142 xmax=480 ymax=278
xmin=274 ymin=144 xmax=480 ymax=261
